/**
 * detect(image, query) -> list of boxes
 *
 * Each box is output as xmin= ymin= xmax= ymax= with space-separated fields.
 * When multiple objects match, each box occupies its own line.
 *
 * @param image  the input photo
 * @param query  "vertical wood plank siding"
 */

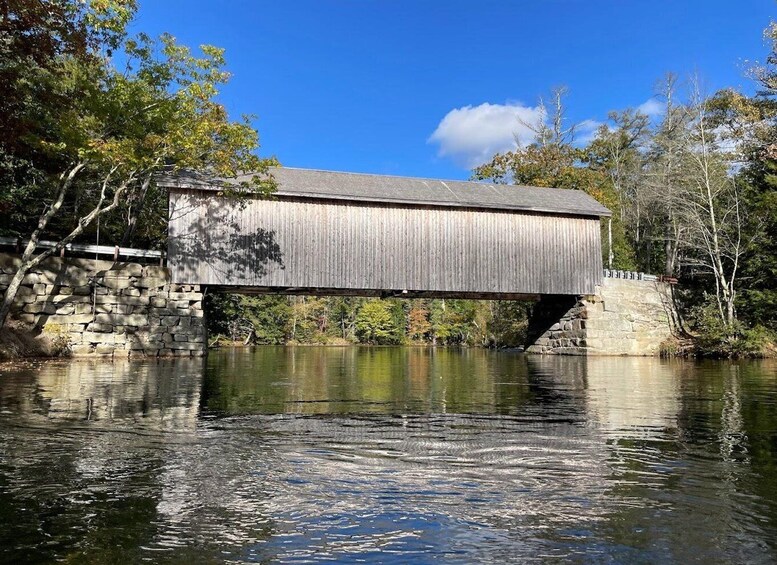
xmin=168 ymin=190 xmax=603 ymax=295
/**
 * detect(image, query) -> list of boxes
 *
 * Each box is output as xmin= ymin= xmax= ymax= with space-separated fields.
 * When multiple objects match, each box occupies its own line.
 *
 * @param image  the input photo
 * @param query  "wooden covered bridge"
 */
xmin=160 ymin=168 xmax=611 ymax=299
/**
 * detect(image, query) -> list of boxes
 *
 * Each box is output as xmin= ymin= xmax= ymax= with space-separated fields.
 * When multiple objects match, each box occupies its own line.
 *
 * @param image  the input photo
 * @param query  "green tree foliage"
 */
xmin=490 ymin=301 xmax=532 ymax=348
xmin=288 ymin=297 xmax=331 ymax=344
xmin=0 ymin=0 xmax=135 ymax=162
xmin=206 ymin=294 xmax=290 ymax=344
xmin=206 ymin=295 xmax=530 ymax=349
xmin=583 ymin=109 xmax=650 ymax=271
xmin=355 ymin=299 xmax=403 ymax=345
xmin=1 ymin=0 xmax=135 ymax=238
xmin=430 ymin=299 xmax=477 ymax=345
xmin=710 ymin=26 xmax=777 ymax=335
xmin=329 ymin=297 xmax=361 ymax=341
xmin=0 ymin=1 xmax=277 ymax=327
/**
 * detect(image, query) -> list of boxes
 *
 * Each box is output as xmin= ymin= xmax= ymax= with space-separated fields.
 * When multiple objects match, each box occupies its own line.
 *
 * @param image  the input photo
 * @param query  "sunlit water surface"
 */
xmin=1 ymin=347 xmax=777 ymax=563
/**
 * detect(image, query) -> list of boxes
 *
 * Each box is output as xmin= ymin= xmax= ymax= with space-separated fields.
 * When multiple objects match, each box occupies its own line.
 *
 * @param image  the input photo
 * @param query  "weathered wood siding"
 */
xmin=168 ymin=190 xmax=603 ymax=296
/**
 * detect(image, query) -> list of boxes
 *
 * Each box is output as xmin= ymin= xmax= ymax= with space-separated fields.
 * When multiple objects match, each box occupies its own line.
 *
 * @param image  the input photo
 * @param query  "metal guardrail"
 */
xmin=0 ymin=236 xmax=165 ymax=262
xmin=603 ymin=269 xmax=658 ymax=282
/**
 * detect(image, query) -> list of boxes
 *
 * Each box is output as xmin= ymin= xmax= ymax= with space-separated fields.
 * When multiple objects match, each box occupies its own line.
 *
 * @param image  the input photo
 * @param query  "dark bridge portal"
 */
xmin=162 ymin=168 xmax=611 ymax=299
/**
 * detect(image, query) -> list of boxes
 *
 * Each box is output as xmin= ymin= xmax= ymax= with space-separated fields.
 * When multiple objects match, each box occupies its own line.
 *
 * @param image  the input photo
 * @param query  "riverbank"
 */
xmin=2 ymin=325 xmax=774 ymax=360
xmin=0 ymin=322 xmax=69 ymax=360
xmin=660 ymin=332 xmax=777 ymax=359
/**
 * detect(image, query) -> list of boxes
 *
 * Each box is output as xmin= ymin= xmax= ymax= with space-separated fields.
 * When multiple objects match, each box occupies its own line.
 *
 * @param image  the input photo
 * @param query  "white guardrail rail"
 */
xmin=0 ymin=236 xmax=165 ymax=263
xmin=603 ymin=269 xmax=658 ymax=282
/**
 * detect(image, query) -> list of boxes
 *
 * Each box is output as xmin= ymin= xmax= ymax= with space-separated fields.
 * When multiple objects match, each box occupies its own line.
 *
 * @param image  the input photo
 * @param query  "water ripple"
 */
xmin=0 ymin=349 xmax=776 ymax=563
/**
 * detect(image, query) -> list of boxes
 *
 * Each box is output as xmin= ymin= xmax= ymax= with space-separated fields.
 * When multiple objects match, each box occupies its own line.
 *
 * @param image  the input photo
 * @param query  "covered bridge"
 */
xmin=160 ymin=168 xmax=611 ymax=299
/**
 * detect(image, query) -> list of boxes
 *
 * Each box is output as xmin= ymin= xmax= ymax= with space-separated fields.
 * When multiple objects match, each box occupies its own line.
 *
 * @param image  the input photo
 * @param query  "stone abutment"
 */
xmin=0 ymin=253 xmax=206 ymax=357
xmin=526 ymin=278 xmax=677 ymax=356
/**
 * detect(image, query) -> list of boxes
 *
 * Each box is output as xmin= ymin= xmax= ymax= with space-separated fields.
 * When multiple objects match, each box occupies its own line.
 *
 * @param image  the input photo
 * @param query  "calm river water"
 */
xmin=1 ymin=347 xmax=776 ymax=563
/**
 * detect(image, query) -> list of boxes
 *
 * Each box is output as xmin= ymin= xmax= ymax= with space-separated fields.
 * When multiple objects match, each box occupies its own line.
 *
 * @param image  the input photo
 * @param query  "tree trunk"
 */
xmin=0 ymin=163 xmax=85 ymax=328
xmin=726 ymin=291 xmax=736 ymax=328
xmin=664 ymin=229 xmax=674 ymax=276
xmin=0 ymin=164 xmax=134 ymax=329
xmin=0 ymin=267 xmax=28 ymax=328
xmin=120 ymin=173 xmax=153 ymax=247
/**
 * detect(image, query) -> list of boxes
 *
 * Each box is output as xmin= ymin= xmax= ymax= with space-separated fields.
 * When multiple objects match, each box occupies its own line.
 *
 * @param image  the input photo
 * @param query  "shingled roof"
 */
xmin=160 ymin=167 xmax=612 ymax=218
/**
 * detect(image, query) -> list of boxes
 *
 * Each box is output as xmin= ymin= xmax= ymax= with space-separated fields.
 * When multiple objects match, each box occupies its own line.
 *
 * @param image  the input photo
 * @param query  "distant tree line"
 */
xmin=206 ymin=295 xmax=531 ymax=348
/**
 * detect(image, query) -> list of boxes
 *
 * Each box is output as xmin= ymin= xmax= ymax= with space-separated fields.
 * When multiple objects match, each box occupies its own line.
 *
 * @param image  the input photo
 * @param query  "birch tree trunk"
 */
xmin=676 ymin=81 xmax=746 ymax=334
xmin=120 ymin=173 xmax=153 ymax=247
xmin=0 ymin=166 xmax=134 ymax=329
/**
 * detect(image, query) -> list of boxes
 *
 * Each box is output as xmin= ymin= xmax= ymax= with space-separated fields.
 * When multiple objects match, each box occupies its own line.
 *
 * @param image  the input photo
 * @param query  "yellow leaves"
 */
xmin=83 ymin=0 xmax=136 ymax=44
xmin=200 ymin=44 xmax=226 ymax=67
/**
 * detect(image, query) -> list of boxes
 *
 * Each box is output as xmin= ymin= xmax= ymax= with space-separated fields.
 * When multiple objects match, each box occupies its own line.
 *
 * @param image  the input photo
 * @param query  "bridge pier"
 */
xmin=526 ymin=294 xmax=586 ymax=355
xmin=0 ymin=253 xmax=207 ymax=357
xmin=526 ymin=278 xmax=676 ymax=356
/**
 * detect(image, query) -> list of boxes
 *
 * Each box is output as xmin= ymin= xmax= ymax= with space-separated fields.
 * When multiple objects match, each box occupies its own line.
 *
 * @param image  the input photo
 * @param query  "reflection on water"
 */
xmin=0 ymin=358 xmax=204 ymax=429
xmin=1 ymin=348 xmax=777 ymax=563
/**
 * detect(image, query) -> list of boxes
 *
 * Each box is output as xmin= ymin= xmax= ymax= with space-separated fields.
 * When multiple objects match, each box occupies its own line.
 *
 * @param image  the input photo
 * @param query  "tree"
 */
xmin=287 ymin=296 xmax=330 ymax=343
xmin=429 ymin=299 xmax=478 ymax=345
xmin=490 ymin=301 xmax=531 ymax=348
xmin=713 ymin=23 xmax=777 ymax=333
xmin=0 ymin=0 xmax=136 ymax=157
xmin=672 ymin=81 xmax=747 ymax=328
xmin=639 ymin=74 xmax=691 ymax=276
xmin=407 ymin=300 xmax=431 ymax=342
xmin=584 ymin=109 xmax=652 ymax=269
xmin=329 ymin=296 xmax=362 ymax=341
xmin=0 ymin=3 xmax=277 ymax=328
xmin=355 ymin=299 xmax=402 ymax=345
xmin=206 ymin=294 xmax=292 ymax=345
xmin=472 ymin=87 xmax=578 ymax=187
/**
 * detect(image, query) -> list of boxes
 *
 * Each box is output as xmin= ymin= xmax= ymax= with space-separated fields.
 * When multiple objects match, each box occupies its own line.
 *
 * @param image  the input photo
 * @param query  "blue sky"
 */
xmin=134 ymin=1 xmax=775 ymax=180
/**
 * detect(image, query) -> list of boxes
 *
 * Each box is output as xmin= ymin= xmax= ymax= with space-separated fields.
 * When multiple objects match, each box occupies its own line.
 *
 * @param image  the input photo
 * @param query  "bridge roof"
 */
xmin=161 ymin=167 xmax=611 ymax=218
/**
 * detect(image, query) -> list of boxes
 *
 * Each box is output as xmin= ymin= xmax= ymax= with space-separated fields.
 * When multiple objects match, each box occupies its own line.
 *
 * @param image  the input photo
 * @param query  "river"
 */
xmin=0 ymin=347 xmax=776 ymax=563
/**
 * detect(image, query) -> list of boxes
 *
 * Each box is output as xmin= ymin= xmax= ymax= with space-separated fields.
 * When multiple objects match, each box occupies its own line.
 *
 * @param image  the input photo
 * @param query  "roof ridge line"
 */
xmin=271 ymin=166 xmax=518 ymax=189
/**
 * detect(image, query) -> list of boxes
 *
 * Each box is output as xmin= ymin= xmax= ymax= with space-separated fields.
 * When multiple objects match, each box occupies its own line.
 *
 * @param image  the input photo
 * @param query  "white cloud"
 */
xmin=427 ymin=102 xmax=545 ymax=168
xmin=576 ymin=119 xmax=604 ymax=145
xmin=637 ymin=98 xmax=665 ymax=117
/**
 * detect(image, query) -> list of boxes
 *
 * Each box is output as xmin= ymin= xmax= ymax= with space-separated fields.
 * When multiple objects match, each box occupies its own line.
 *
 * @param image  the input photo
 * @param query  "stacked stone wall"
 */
xmin=0 ymin=253 xmax=206 ymax=357
xmin=527 ymin=278 xmax=676 ymax=356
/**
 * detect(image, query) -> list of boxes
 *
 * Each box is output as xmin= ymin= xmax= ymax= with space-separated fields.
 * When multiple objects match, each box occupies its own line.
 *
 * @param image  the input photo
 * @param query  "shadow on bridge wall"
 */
xmin=169 ymin=194 xmax=285 ymax=284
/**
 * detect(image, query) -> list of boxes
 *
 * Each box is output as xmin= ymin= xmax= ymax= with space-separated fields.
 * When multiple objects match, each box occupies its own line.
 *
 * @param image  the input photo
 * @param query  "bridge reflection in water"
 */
xmin=0 ymin=349 xmax=775 ymax=563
